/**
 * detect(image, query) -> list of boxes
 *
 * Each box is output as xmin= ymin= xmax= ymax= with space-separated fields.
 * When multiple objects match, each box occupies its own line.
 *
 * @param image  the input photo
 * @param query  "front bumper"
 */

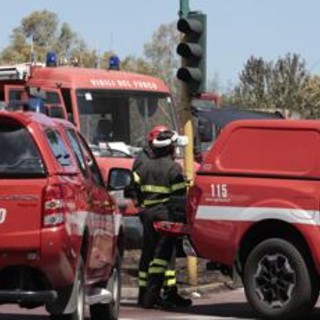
xmin=0 ymin=289 xmax=57 ymax=304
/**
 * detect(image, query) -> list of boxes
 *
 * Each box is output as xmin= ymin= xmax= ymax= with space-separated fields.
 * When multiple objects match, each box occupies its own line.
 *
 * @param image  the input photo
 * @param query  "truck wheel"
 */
xmin=90 ymin=250 xmax=121 ymax=320
xmin=243 ymin=238 xmax=315 ymax=319
xmin=50 ymin=257 xmax=85 ymax=320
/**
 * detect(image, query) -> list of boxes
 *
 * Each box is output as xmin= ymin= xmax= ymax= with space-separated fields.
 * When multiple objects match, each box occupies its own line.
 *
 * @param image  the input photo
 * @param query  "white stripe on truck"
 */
xmin=196 ymin=205 xmax=319 ymax=225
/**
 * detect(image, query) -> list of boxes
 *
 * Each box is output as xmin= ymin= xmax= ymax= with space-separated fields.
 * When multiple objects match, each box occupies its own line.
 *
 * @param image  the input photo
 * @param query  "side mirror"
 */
xmin=107 ymin=168 xmax=133 ymax=191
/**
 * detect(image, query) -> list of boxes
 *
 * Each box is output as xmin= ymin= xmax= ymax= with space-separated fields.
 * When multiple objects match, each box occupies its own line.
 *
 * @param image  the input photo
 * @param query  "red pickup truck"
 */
xmin=0 ymin=110 xmax=124 ymax=320
xmin=114 ymin=118 xmax=320 ymax=319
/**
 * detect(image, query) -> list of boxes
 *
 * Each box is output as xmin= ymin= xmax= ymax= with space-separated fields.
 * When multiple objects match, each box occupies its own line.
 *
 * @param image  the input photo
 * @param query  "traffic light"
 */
xmin=176 ymin=11 xmax=207 ymax=95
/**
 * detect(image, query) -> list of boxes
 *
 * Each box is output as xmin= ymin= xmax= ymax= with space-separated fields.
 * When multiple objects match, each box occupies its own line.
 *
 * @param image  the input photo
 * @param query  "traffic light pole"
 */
xmin=179 ymin=0 xmax=198 ymax=288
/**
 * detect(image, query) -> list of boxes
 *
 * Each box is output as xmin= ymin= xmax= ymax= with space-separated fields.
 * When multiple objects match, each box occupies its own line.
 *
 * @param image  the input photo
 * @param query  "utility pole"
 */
xmin=177 ymin=0 xmax=207 ymax=287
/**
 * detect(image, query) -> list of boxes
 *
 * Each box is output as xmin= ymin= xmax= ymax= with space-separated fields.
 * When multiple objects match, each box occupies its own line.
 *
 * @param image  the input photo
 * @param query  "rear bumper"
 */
xmin=0 ymin=289 xmax=57 ymax=304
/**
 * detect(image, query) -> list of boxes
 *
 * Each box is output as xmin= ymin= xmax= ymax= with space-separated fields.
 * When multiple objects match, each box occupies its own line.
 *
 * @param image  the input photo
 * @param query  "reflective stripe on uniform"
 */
xmin=138 ymin=271 xmax=148 ymax=287
xmin=151 ymin=258 xmax=168 ymax=267
xmin=165 ymin=270 xmax=176 ymax=277
xmin=148 ymin=258 xmax=168 ymax=274
xmin=143 ymin=198 xmax=170 ymax=206
xmin=139 ymin=279 xmax=147 ymax=287
xmin=133 ymin=171 xmax=141 ymax=184
xmin=139 ymin=271 xmax=147 ymax=279
xmin=164 ymin=278 xmax=177 ymax=286
xmin=171 ymin=181 xmax=187 ymax=192
xmin=149 ymin=266 xmax=166 ymax=274
xmin=164 ymin=269 xmax=177 ymax=286
xmin=141 ymin=185 xmax=171 ymax=194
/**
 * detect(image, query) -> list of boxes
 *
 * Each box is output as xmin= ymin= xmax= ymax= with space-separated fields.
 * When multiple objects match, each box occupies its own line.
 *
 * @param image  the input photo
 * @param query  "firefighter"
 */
xmin=133 ymin=125 xmax=192 ymax=309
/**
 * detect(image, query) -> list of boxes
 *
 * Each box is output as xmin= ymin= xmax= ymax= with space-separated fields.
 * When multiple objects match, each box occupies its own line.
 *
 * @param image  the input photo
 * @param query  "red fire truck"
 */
xmin=0 ymin=55 xmax=183 ymax=248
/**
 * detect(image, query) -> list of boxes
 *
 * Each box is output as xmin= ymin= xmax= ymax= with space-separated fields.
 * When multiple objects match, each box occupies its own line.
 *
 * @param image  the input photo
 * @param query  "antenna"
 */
xmin=95 ymin=40 xmax=100 ymax=68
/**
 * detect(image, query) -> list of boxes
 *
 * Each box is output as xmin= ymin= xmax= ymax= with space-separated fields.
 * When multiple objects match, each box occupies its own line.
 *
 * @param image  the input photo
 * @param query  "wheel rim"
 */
xmin=108 ymin=266 xmax=120 ymax=315
xmin=254 ymin=253 xmax=296 ymax=309
xmin=76 ymin=268 xmax=85 ymax=320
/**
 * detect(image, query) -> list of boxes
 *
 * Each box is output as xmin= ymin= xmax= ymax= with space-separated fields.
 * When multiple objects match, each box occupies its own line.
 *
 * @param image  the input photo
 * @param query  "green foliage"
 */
xmin=297 ymin=75 xmax=320 ymax=118
xmin=0 ymin=10 xmax=92 ymax=66
xmin=228 ymin=53 xmax=311 ymax=117
xmin=21 ymin=10 xmax=59 ymax=47
xmin=143 ymin=22 xmax=180 ymax=95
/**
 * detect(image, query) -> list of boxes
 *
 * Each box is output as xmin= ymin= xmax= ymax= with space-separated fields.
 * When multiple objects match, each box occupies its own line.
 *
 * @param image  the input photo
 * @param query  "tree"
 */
xmin=268 ymin=53 xmax=309 ymax=114
xmin=232 ymin=56 xmax=272 ymax=109
xmin=121 ymin=55 xmax=154 ymax=75
xmin=0 ymin=10 xmax=91 ymax=65
xmin=21 ymin=10 xmax=59 ymax=47
xmin=143 ymin=22 xmax=180 ymax=96
xmin=298 ymin=75 xmax=320 ymax=119
xmin=56 ymin=22 xmax=77 ymax=59
xmin=230 ymin=53 xmax=310 ymax=116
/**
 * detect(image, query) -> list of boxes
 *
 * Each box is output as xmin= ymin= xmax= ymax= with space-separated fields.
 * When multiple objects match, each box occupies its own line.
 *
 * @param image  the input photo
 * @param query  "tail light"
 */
xmin=42 ymin=185 xmax=66 ymax=228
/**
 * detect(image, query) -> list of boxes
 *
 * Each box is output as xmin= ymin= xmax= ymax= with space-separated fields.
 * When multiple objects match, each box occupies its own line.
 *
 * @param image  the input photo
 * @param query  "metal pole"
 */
xmin=179 ymin=0 xmax=190 ymax=18
xmin=179 ymin=0 xmax=198 ymax=287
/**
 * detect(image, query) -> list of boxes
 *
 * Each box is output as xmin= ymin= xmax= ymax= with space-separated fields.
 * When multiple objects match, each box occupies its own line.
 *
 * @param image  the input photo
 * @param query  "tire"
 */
xmin=243 ymin=238 xmax=316 ymax=319
xmin=90 ymin=251 xmax=122 ymax=320
xmin=50 ymin=257 xmax=85 ymax=320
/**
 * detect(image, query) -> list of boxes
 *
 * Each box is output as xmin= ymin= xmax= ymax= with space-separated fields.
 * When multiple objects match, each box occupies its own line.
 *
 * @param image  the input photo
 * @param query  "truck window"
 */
xmin=45 ymin=129 xmax=71 ymax=167
xmin=65 ymin=128 xmax=88 ymax=177
xmin=44 ymin=91 xmax=60 ymax=104
xmin=78 ymin=134 xmax=105 ymax=187
xmin=76 ymin=89 xmax=177 ymax=149
xmin=0 ymin=122 xmax=45 ymax=176
xmin=9 ymin=90 xmax=23 ymax=101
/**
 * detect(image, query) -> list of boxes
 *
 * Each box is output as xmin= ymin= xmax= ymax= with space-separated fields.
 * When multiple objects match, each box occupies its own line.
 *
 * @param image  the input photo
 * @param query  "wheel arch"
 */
xmin=238 ymin=219 xmax=317 ymax=277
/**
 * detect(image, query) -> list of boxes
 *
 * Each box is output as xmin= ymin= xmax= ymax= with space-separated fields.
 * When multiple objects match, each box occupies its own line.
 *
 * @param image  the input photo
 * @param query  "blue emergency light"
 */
xmin=108 ymin=55 xmax=120 ymax=70
xmin=46 ymin=52 xmax=57 ymax=67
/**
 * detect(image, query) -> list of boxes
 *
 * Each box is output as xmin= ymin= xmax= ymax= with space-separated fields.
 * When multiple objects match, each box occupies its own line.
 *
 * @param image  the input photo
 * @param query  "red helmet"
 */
xmin=147 ymin=125 xmax=177 ymax=148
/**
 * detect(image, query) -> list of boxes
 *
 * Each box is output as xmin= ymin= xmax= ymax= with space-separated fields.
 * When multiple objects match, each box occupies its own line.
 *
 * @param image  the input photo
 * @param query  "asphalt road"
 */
xmin=1 ymin=288 xmax=320 ymax=320
xmin=0 ymin=289 xmax=320 ymax=320
xmin=121 ymin=287 xmax=320 ymax=320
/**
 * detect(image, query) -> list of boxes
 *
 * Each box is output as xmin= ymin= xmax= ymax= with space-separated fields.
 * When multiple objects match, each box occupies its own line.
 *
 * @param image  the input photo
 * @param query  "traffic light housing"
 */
xmin=176 ymin=11 xmax=207 ymax=95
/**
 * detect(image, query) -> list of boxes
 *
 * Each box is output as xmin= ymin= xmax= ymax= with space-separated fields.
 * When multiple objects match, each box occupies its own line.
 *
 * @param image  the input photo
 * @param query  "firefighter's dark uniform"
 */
xmin=133 ymin=146 xmax=190 ymax=308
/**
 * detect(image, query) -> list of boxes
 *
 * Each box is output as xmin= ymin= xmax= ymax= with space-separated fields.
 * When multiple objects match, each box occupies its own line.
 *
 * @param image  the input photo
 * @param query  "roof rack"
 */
xmin=0 ymin=63 xmax=44 ymax=81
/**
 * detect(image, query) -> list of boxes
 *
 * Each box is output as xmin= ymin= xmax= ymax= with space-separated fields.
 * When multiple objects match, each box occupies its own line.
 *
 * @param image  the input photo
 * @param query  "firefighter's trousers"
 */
xmin=138 ymin=205 xmax=177 ymax=297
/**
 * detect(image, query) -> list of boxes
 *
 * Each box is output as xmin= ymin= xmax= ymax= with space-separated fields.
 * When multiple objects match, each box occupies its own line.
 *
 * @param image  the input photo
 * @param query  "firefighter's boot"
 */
xmin=137 ymin=287 xmax=146 ymax=307
xmin=162 ymin=286 xmax=192 ymax=307
xmin=142 ymin=285 xmax=162 ymax=309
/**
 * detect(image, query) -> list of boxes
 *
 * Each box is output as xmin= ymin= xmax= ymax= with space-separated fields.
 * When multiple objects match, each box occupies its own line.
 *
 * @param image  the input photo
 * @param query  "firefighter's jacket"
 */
xmin=132 ymin=147 xmax=187 ymax=209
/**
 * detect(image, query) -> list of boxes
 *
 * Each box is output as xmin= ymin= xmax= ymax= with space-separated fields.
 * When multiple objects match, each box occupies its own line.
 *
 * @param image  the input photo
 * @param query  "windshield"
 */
xmin=76 ymin=89 xmax=177 ymax=153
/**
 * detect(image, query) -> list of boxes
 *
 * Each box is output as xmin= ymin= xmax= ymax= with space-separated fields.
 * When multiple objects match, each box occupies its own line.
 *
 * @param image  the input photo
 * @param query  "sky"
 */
xmin=1 ymin=0 xmax=320 ymax=92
